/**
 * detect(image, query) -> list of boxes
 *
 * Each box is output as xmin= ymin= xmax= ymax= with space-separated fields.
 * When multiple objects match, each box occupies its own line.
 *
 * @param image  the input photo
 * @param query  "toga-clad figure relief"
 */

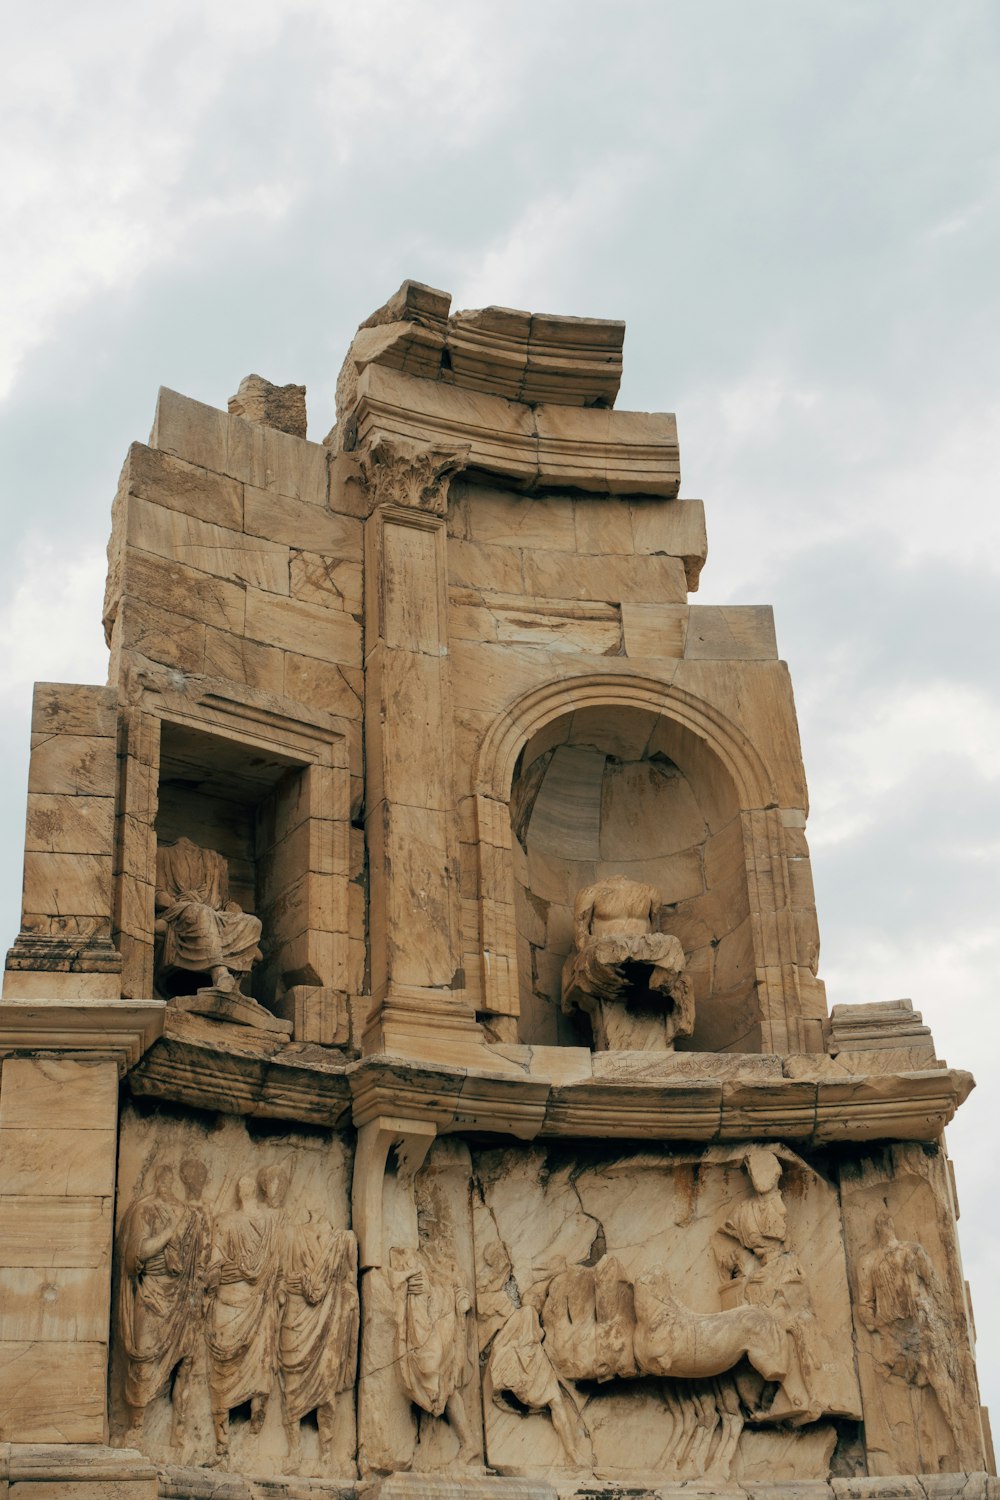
xmin=117 ymin=1158 xmax=212 ymax=1453
xmin=155 ymin=836 xmax=263 ymax=999
xmin=561 ymin=874 xmax=694 ymax=1050
xmin=262 ymin=1161 xmax=360 ymax=1475
xmin=856 ymin=1209 xmax=969 ymax=1450
xmin=204 ymin=1170 xmax=284 ymax=1465
xmin=116 ymin=1134 xmax=361 ymax=1476
xmin=389 ymin=1246 xmax=479 ymax=1464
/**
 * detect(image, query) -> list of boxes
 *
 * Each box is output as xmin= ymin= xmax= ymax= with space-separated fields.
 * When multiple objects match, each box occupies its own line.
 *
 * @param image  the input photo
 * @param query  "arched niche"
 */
xmin=508 ymin=704 xmax=758 ymax=1052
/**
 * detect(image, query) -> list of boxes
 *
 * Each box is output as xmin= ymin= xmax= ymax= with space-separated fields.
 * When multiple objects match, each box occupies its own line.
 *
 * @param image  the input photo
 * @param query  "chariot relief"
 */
xmin=474 ymin=1142 xmax=862 ymax=1476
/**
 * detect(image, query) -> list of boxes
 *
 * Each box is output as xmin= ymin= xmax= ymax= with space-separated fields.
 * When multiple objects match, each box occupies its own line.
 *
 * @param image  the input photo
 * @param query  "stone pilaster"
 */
xmin=0 ymin=1000 xmax=162 ymax=1446
xmin=361 ymin=439 xmax=481 ymax=1059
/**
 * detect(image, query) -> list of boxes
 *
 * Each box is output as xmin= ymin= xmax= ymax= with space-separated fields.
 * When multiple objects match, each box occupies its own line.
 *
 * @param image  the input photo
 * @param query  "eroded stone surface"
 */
xmin=0 ymin=280 xmax=991 ymax=1495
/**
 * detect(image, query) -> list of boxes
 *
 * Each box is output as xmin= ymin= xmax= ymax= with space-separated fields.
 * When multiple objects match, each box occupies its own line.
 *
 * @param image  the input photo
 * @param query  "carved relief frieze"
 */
xmin=473 ymin=1141 xmax=860 ymax=1479
xmin=358 ymin=1139 xmax=482 ymax=1476
xmin=841 ymin=1142 xmax=987 ymax=1476
xmin=112 ymin=1104 xmax=357 ymax=1480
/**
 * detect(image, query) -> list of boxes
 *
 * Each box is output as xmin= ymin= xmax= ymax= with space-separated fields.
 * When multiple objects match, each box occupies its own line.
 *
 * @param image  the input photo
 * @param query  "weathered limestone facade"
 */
xmin=0 ymin=281 xmax=993 ymax=1499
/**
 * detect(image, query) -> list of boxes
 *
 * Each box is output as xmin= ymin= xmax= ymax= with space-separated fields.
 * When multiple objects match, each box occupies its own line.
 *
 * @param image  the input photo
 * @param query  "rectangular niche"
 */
xmin=156 ymin=721 xmax=302 ymax=1005
xmin=115 ymin=694 xmax=350 ymax=1039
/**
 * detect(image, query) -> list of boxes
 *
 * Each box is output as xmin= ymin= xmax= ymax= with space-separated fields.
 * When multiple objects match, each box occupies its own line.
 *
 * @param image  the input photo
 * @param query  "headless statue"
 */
xmin=154 ymin=837 xmax=262 ymax=998
xmin=561 ymin=874 xmax=694 ymax=1050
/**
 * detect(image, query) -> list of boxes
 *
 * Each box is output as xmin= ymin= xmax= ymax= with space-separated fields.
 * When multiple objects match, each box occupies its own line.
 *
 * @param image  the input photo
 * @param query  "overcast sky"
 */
xmin=2 ymin=0 xmax=998 ymax=1426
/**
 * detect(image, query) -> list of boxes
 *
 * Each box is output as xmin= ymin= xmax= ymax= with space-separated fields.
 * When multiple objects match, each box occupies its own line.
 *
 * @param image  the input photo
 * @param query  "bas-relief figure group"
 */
xmin=2 ymin=288 xmax=991 ymax=1499
xmin=117 ymin=1151 xmax=358 ymax=1474
xmin=476 ymin=1143 xmax=859 ymax=1479
xmin=111 ymin=848 xmax=977 ymax=1484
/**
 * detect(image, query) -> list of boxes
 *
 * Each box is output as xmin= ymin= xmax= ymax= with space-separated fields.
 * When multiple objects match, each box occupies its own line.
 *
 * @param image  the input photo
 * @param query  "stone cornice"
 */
xmin=0 ymin=998 xmax=165 ymax=1075
xmin=124 ymin=1012 xmax=973 ymax=1144
xmin=347 ymin=364 xmax=680 ymax=497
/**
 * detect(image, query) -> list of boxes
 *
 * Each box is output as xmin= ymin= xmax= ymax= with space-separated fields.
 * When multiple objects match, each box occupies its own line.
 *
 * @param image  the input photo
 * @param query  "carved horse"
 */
xmin=632 ymin=1269 xmax=790 ymax=1389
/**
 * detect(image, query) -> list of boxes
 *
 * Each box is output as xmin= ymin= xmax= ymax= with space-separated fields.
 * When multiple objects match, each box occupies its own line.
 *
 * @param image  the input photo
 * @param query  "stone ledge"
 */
xmin=0 ymin=998 xmax=165 ymax=1075
xmin=124 ymin=1013 xmax=974 ymax=1144
xmin=342 ymin=278 xmax=625 ymax=411
xmin=127 ymin=1009 xmax=353 ymax=1127
xmin=158 ymin=1465 xmax=358 ymax=1498
xmin=0 ymin=1441 xmax=156 ymax=1490
xmin=1 ymin=1454 xmax=993 ymax=1500
xmin=349 ymin=366 xmax=680 ymax=498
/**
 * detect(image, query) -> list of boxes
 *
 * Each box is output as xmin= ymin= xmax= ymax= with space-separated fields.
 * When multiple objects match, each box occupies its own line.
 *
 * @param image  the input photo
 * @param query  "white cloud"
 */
xmin=0 ymin=0 xmax=520 ymax=398
xmin=0 ymin=537 xmax=107 ymax=697
xmin=806 ymin=680 xmax=1000 ymax=849
xmin=452 ymin=153 xmax=648 ymax=316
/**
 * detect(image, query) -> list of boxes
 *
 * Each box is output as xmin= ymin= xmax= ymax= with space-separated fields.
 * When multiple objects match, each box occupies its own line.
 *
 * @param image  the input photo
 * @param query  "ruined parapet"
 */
xmin=0 ymin=282 xmax=991 ymax=1497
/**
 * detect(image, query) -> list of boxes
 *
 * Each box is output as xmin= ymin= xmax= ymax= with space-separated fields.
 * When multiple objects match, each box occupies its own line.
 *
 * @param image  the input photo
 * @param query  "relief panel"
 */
xmin=358 ymin=1138 xmax=482 ymax=1477
xmin=841 ymin=1142 xmax=988 ymax=1476
xmin=473 ymin=1141 xmax=860 ymax=1481
xmin=111 ymin=1102 xmax=357 ymax=1480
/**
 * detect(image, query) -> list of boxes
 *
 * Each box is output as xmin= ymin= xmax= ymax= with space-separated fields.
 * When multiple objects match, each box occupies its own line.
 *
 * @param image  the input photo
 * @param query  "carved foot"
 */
xmin=206 ymin=1414 xmax=229 ymax=1469
xmin=249 ymin=1395 xmax=268 ymax=1434
xmin=284 ymin=1424 xmax=303 ymax=1474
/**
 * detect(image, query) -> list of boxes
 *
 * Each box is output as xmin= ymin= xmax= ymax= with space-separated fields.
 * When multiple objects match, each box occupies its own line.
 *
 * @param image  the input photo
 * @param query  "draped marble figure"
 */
xmin=204 ymin=1172 xmax=283 ymax=1462
xmin=390 ymin=1247 xmax=477 ymax=1463
xmin=561 ymin=874 xmax=694 ymax=1050
xmin=857 ymin=1210 xmax=968 ymax=1445
xmin=277 ymin=1212 xmax=359 ymax=1472
xmin=117 ymin=1160 xmax=211 ymax=1446
xmin=155 ymin=837 xmax=262 ymax=996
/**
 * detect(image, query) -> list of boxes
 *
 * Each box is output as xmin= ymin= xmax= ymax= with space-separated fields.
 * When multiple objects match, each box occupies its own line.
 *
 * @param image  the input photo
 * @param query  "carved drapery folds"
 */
xmin=561 ymin=874 xmax=695 ymax=1050
xmin=154 ymin=837 xmax=262 ymax=999
xmin=112 ymin=1112 xmax=357 ymax=1478
xmin=856 ymin=1210 xmax=969 ymax=1447
xmin=389 ymin=1246 xmax=478 ymax=1463
xmin=117 ymin=1157 xmax=211 ymax=1450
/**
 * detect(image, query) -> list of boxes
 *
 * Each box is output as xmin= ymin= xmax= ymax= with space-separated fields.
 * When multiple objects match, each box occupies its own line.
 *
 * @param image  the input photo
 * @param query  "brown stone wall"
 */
xmin=4 ymin=684 xmax=120 ymax=999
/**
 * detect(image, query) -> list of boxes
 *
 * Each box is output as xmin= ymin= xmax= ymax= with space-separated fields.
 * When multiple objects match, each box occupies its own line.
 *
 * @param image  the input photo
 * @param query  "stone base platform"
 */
xmin=1 ymin=1448 xmax=995 ymax=1500
xmin=0 ymin=1442 xmax=157 ymax=1497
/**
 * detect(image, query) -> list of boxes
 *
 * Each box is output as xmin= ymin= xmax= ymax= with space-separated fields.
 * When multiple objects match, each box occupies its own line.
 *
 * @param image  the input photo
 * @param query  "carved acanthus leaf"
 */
xmin=362 ymin=436 xmax=470 ymax=515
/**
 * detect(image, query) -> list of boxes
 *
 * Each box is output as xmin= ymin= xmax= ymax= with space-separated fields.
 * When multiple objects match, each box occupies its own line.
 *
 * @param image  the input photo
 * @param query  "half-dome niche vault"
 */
xmin=0 ymin=282 xmax=990 ymax=1499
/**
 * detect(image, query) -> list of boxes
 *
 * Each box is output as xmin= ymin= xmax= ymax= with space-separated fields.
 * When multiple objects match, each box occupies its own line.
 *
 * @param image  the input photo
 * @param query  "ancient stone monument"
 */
xmin=0 ymin=280 xmax=993 ymax=1499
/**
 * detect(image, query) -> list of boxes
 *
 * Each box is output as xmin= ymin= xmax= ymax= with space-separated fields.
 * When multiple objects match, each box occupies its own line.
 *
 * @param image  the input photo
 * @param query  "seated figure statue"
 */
xmin=154 ymin=836 xmax=262 ymax=998
xmin=561 ymin=874 xmax=694 ymax=1050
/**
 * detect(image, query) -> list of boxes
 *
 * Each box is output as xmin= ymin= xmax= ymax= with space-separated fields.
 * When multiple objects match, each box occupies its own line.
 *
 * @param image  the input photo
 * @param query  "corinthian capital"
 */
xmin=362 ymin=436 xmax=470 ymax=517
